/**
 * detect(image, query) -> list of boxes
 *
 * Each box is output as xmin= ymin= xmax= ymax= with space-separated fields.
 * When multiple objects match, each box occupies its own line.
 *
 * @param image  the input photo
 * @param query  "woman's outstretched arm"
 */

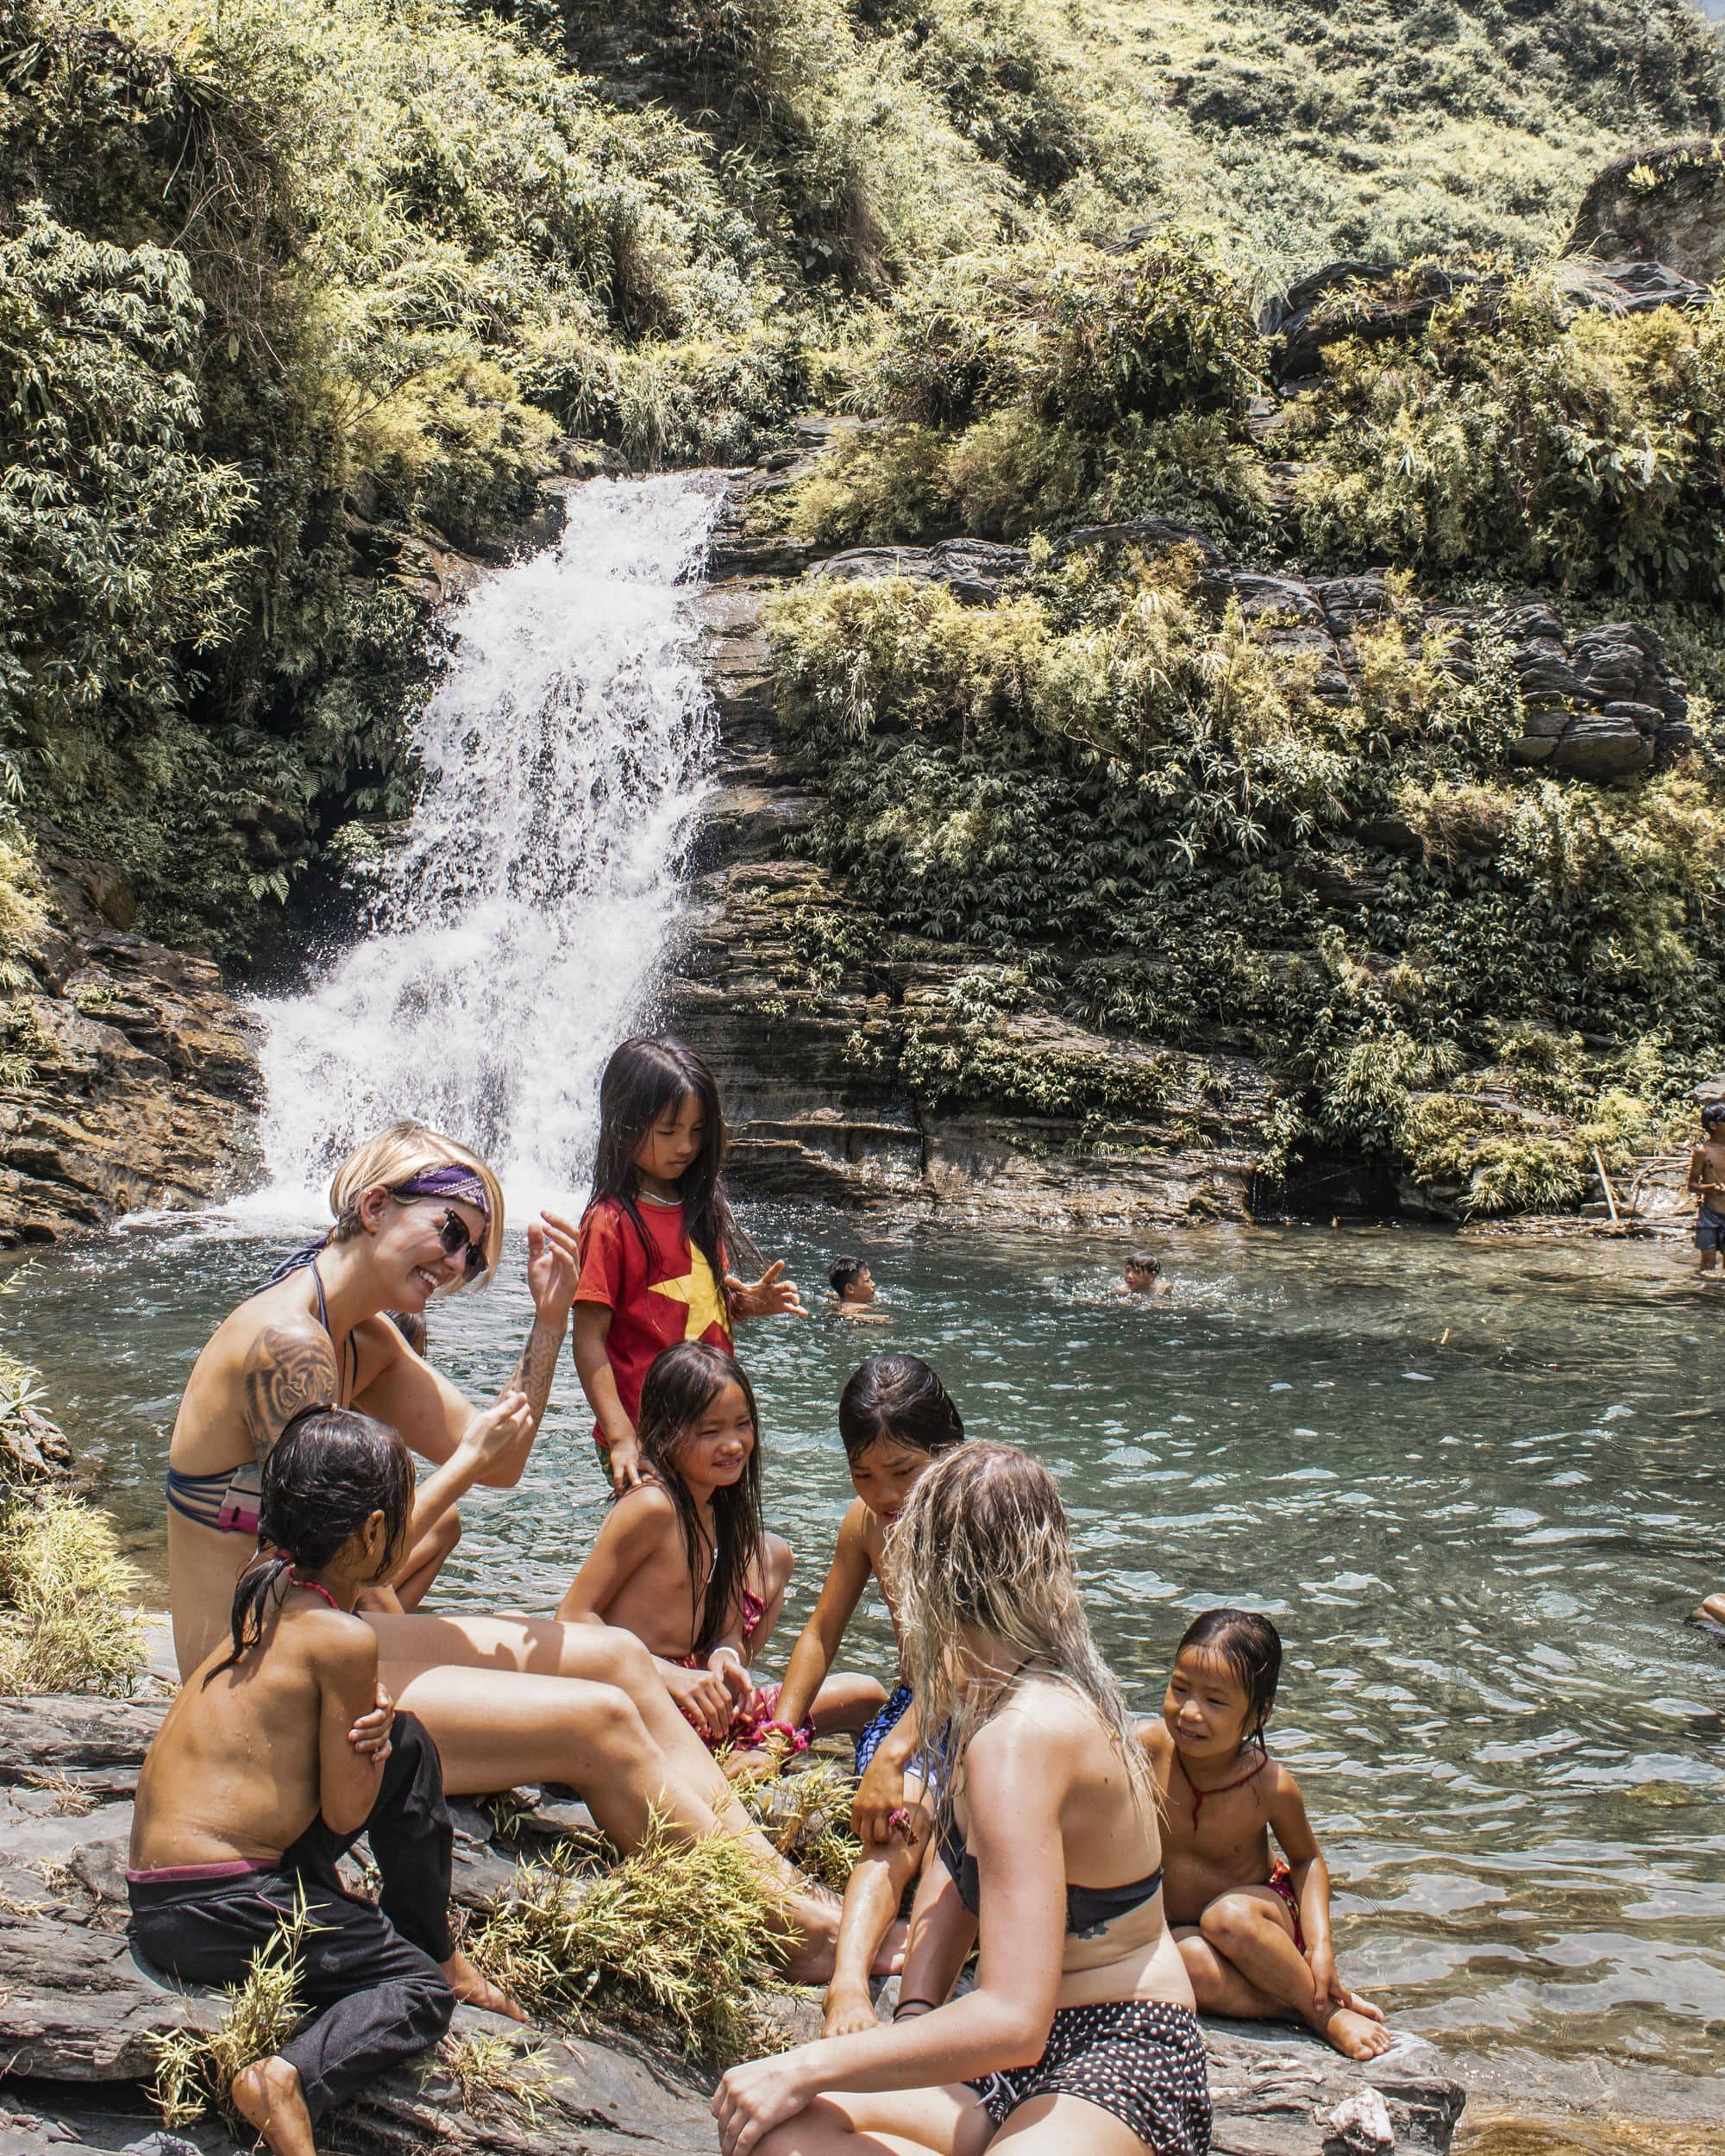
xmin=360 ymin=1213 xmax=579 ymax=1487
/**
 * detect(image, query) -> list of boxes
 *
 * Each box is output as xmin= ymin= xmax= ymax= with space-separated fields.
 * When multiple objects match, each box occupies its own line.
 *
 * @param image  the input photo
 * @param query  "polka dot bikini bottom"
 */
xmin=967 ymin=1998 xmax=1212 ymax=2153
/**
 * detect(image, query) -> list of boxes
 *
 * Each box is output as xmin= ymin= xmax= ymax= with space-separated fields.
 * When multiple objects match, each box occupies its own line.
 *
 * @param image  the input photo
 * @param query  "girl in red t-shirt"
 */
xmin=573 ymin=1035 xmax=805 ymax=1493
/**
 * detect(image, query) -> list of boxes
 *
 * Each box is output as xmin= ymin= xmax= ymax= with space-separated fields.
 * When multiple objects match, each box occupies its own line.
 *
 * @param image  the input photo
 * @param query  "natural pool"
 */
xmin=7 ymin=1206 xmax=1724 ymax=2118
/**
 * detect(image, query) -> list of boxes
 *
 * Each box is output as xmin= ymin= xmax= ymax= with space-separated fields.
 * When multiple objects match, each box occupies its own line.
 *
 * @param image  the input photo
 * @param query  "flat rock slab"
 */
xmin=1 ymin=1693 xmax=1465 ymax=2153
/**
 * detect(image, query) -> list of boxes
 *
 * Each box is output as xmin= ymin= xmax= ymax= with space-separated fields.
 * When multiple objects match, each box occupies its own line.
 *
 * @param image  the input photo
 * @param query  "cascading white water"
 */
xmin=251 ymin=471 xmax=724 ymax=1206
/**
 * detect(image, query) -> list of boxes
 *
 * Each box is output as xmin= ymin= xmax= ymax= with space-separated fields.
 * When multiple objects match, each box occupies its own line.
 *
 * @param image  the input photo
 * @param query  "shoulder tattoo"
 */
xmin=241 ymin=1325 xmax=341 ymax=1462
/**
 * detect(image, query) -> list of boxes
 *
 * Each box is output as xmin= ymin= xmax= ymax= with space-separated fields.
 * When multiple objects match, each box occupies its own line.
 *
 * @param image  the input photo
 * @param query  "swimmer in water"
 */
xmin=1120 ymin=1251 xmax=1172 ymax=1300
xmin=830 ymin=1257 xmax=889 ymax=1323
xmin=1142 ymin=1608 xmax=1391 ymax=2061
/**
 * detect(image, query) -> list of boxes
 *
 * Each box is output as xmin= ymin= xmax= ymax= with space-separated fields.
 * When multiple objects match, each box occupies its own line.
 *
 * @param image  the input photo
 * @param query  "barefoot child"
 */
xmin=556 ymin=1342 xmax=883 ymax=1764
xmin=1144 ymin=1607 xmax=1390 ymax=2061
xmin=768 ymin=1354 xmax=966 ymax=2038
xmin=129 ymin=1406 xmax=522 ymax=2156
xmin=572 ymin=1035 xmax=806 ymax=1495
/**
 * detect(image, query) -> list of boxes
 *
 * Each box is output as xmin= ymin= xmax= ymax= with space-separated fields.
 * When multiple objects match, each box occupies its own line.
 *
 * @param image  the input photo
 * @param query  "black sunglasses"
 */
xmin=392 ymin=1194 xmax=487 ymax=1276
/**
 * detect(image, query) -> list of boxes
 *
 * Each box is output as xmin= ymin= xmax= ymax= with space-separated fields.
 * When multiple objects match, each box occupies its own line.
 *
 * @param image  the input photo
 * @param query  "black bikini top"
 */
xmin=938 ymin=1819 xmax=1163 ymax=1933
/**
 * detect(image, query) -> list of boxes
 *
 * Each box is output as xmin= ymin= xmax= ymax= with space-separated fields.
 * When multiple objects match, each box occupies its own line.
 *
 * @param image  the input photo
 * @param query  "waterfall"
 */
xmin=250 ymin=471 xmax=724 ymax=1206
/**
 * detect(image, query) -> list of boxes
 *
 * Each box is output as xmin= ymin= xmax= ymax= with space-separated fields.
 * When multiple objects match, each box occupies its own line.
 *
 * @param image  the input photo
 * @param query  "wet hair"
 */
xmin=1703 ymin=1101 xmax=1725 ymax=1128
xmin=1126 ymin=1251 xmax=1160 ymax=1275
xmin=586 ymin=1036 xmax=760 ymax=1294
xmin=829 ymin=1257 xmax=868 ymax=1297
xmin=837 ymin=1353 xmax=964 ymax=1467
xmin=892 ymin=1444 xmax=1156 ymax=1827
xmin=635 ymin=1342 xmax=765 ymax=1660
xmin=1176 ymin=1608 xmax=1282 ymax=1750
xmin=207 ymin=1407 xmax=414 ymax=1683
xmin=386 ymin=1310 xmax=428 ymax=1357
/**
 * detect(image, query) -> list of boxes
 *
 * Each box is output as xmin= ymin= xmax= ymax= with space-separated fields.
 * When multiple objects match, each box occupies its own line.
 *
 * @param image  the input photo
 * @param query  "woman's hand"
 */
xmin=526 ymin=1213 xmax=580 ymax=1323
xmin=711 ymin=2049 xmax=815 ymax=2156
xmin=348 ymin=1680 xmax=395 ymax=1762
xmin=662 ymin=1662 xmax=733 ymax=1741
xmin=724 ymin=1261 xmax=807 ymax=1321
xmin=851 ymin=1752 xmax=908 ymax=1846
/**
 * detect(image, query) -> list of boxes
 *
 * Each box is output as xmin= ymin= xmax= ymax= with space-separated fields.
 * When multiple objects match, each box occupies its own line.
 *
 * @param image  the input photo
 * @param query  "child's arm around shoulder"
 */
xmin=555 ymin=1481 xmax=679 ymax=1624
xmin=312 ymin=1612 xmax=387 ymax=1838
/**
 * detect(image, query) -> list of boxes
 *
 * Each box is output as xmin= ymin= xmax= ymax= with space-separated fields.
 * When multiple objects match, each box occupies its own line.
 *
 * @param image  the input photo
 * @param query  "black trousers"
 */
xmin=129 ymin=1712 xmax=457 ymax=2122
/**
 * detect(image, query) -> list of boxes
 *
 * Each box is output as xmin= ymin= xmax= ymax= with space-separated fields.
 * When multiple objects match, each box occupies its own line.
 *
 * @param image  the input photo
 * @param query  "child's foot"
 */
xmin=442 ymin=1948 xmax=529 ymax=2022
xmin=725 ymin=1745 xmax=774 ymax=1782
xmin=1312 ymin=1994 xmax=1392 ymax=2060
xmin=822 ymin=1984 xmax=880 ymax=2039
xmin=230 ymin=2055 xmax=317 ymax=2156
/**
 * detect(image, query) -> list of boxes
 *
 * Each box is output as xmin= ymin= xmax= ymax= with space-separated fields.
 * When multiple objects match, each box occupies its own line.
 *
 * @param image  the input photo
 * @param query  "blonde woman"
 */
xmin=165 ymin=1120 xmax=856 ymax=1978
xmin=712 ymin=1445 xmax=1212 ymax=2156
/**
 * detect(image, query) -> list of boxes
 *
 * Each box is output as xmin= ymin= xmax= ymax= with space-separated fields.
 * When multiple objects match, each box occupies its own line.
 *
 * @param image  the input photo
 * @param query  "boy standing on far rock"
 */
xmin=1687 ymin=1101 xmax=1725 ymax=1275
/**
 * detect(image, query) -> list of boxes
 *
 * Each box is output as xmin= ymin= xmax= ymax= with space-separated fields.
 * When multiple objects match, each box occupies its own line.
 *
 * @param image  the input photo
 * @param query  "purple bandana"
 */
xmin=392 ymin=1163 xmax=492 ymax=1217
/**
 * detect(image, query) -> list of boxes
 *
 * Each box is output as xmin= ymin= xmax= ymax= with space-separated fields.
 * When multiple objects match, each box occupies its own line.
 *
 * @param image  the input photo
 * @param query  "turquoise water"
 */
xmin=7 ymin=1207 xmax=1725 ymax=2090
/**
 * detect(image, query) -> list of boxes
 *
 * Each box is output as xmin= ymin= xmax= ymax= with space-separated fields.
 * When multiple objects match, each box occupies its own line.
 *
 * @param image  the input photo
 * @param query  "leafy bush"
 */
xmin=1290 ymin=273 xmax=1725 ymax=600
xmin=767 ymin=539 xmax=1725 ymax=1204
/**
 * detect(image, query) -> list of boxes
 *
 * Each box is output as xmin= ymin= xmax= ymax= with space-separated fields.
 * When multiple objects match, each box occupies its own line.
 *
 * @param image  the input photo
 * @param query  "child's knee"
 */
xmin=1200 ymin=1892 xmax=1271 ymax=1953
xmin=436 ymin=1506 xmax=462 ymax=1556
xmin=763 ymin=1532 xmax=794 ymax=1595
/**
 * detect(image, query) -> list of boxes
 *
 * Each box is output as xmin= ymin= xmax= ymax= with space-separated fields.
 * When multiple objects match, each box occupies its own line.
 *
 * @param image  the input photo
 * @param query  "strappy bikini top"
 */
xmin=166 ymin=1260 xmax=356 ymax=1535
xmin=938 ymin=1818 xmax=1164 ymax=1932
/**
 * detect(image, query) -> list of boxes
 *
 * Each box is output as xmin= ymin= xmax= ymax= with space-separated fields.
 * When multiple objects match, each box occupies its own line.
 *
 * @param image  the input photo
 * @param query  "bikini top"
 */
xmin=166 ymin=1261 xmax=356 ymax=1535
xmin=938 ymin=1818 xmax=1164 ymax=1932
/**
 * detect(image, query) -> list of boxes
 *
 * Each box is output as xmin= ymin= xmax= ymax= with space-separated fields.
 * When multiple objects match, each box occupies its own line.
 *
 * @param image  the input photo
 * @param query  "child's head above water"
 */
xmin=1124 ymin=1250 xmax=1161 ymax=1291
xmin=829 ymin=1256 xmax=875 ymax=1304
xmin=212 ymin=1405 xmax=415 ymax=1681
xmin=1164 ymin=1607 xmax=1283 ymax=1760
xmin=637 ymin=1340 xmax=764 ymax=1656
xmin=837 ymin=1352 xmax=963 ymax=1521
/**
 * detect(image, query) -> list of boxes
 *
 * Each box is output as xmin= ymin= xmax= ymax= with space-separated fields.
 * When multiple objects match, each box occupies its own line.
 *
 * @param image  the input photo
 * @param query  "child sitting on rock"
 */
xmin=1143 ymin=1608 xmax=1389 ymax=2061
xmin=768 ymin=1352 xmax=967 ymax=2038
xmin=129 ymin=1405 xmax=521 ymax=2156
xmin=557 ymin=1341 xmax=883 ymax=1771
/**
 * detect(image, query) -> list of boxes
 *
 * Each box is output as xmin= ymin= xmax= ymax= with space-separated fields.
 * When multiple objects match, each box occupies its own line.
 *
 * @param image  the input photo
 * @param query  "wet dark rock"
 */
xmin=1560 ymin=257 xmax=1709 ymax=314
xmin=810 ymin=537 xmax=1029 ymax=605
xmin=1260 ymin=259 xmax=1497 ymax=382
xmin=0 ymin=1694 xmax=1464 ymax=2155
xmin=0 ymin=853 xmax=261 ymax=1249
xmin=1565 ymin=140 xmax=1725 ymax=289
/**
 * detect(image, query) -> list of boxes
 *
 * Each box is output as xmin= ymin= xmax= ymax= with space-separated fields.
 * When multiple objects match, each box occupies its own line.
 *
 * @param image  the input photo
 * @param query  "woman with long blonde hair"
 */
xmin=166 ymin=1120 xmax=859 ymax=1982
xmin=712 ymin=1445 xmax=1213 ymax=2156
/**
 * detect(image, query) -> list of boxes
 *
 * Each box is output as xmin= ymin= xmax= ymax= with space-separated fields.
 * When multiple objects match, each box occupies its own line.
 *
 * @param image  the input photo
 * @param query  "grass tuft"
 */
xmin=150 ymin=1896 xmax=316 ymax=2127
xmin=736 ymin=1757 xmax=863 ymax=1893
xmin=436 ymin=2028 xmax=552 ymax=2122
xmin=466 ymin=1816 xmax=787 ymax=2058
xmin=0 ymin=1489 xmax=147 ymax=1695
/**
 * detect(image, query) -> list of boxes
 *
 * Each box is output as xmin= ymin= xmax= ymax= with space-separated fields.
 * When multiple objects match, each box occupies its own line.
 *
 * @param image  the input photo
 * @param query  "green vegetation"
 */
xmin=0 ymin=1483 xmax=147 ymax=1693
xmin=6 ymin=0 xmax=1724 ymax=1211
xmin=467 ymin=1820 xmax=787 ymax=2056
xmin=767 ymin=541 xmax=1723 ymax=1212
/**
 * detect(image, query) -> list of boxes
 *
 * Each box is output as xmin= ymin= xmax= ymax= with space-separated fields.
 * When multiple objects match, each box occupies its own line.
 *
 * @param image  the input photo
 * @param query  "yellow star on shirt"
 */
xmin=649 ymin=1244 xmax=731 ymax=1341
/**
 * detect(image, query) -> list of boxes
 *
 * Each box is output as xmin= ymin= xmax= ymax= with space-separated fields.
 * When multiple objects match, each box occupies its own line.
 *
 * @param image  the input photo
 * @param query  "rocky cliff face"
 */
xmin=666 ymin=427 xmax=1698 ymax=1227
xmin=0 ymin=849 xmax=261 ymax=1248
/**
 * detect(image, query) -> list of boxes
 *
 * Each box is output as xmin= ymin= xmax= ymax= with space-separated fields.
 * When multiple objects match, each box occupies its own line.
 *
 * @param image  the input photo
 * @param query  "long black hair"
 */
xmin=586 ymin=1035 xmax=760 ymax=1295
xmin=206 ymin=1407 xmax=414 ymax=1683
xmin=837 ymin=1352 xmax=964 ymax=1467
xmin=636 ymin=1342 xmax=765 ymax=1660
xmin=1176 ymin=1607 xmax=1282 ymax=1750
